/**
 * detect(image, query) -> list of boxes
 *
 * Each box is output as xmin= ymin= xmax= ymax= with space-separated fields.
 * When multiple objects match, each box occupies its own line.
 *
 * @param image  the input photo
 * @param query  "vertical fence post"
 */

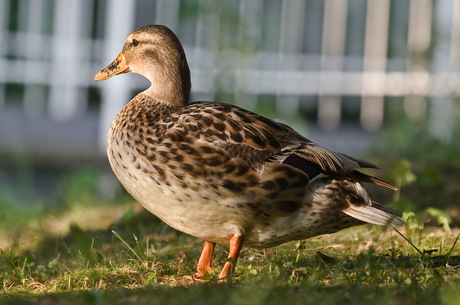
xmin=277 ymin=0 xmax=306 ymax=119
xmin=361 ymin=0 xmax=390 ymax=132
xmin=97 ymin=0 xmax=136 ymax=151
xmin=192 ymin=0 xmax=220 ymax=102
xmin=452 ymin=0 xmax=460 ymax=68
xmin=23 ymin=0 xmax=47 ymax=117
xmin=429 ymin=0 xmax=455 ymax=142
xmin=155 ymin=0 xmax=180 ymax=32
xmin=405 ymin=0 xmax=432 ymax=120
xmin=235 ymin=0 xmax=261 ymax=110
xmin=0 ymin=0 xmax=10 ymax=109
xmin=49 ymin=0 xmax=84 ymax=121
xmin=318 ymin=0 xmax=348 ymax=130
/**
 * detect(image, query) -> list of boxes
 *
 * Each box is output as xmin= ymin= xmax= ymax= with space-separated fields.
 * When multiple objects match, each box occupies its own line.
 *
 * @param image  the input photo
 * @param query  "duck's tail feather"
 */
xmin=351 ymin=171 xmax=398 ymax=191
xmin=342 ymin=200 xmax=404 ymax=228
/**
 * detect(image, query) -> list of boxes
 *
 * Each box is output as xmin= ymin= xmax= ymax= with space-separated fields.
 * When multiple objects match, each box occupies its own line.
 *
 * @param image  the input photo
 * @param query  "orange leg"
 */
xmin=195 ymin=241 xmax=216 ymax=278
xmin=218 ymin=235 xmax=244 ymax=280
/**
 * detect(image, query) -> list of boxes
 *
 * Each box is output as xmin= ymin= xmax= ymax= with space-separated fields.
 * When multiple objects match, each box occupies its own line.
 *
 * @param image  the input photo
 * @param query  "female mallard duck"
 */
xmin=95 ymin=25 xmax=403 ymax=281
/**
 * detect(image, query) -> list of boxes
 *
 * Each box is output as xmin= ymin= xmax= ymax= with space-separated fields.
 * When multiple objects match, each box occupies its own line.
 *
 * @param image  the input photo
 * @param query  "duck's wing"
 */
xmin=173 ymin=102 xmax=395 ymax=189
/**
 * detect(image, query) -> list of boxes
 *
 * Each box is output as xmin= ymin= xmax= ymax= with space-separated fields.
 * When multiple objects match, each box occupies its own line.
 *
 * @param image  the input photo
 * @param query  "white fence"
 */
xmin=1 ymin=0 xmax=460 ymax=151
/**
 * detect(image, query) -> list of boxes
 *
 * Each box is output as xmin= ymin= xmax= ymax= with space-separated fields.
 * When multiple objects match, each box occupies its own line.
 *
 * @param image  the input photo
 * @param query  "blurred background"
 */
xmin=0 ymin=0 xmax=459 ymax=231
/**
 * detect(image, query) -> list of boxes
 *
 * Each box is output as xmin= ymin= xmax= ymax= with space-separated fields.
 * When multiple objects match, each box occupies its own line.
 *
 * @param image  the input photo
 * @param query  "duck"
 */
xmin=94 ymin=25 xmax=403 ymax=282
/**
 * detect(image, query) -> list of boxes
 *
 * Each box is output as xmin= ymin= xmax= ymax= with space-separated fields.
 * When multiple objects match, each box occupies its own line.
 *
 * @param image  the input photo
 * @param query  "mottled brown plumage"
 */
xmin=95 ymin=25 xmax=403 ymax=281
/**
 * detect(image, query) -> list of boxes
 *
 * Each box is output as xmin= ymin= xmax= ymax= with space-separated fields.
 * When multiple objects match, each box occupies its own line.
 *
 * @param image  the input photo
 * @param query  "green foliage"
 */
xmin=403 ymin=211 xmax=424 ymax=231
xmin=385 ymin=157 xmax=455 ymax=236
xmin=426 ymin=208 xmax=452 ymax=233
xmin=372 ymin=107 xmax=460 ymax=219
xmin=390 ymin=159 xmax=416 ymax=202
xmin=392 ymin=159 xmax=417 ymax=189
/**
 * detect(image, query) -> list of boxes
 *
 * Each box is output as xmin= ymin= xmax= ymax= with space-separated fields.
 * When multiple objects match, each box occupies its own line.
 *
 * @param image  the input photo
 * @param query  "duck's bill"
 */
xmin=94 ymin=53 xmax=131 ymax=81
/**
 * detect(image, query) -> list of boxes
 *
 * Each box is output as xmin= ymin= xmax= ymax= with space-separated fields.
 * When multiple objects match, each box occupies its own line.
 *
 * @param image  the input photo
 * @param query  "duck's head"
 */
xmin=94 ymin=25 xmax=191 ymax=106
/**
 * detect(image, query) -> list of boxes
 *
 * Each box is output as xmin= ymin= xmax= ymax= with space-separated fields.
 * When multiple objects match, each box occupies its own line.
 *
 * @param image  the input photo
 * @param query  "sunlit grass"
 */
xmin=0 ymin=196 xmax=459 ymax=305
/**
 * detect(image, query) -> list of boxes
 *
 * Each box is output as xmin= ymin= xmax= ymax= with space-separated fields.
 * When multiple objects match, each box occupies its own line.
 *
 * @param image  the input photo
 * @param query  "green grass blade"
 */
xmin=20 ymin=257 xmax=27 ymax=279
xmin=444 ymin=233 xmax=460 ymax=258
xmin=133 ymin=234 xmax=147 ymax=261
xmin=393 ymin=228 xmax=424 ymax=256
xmin=112 ymin=230 xmax=142 ymax=261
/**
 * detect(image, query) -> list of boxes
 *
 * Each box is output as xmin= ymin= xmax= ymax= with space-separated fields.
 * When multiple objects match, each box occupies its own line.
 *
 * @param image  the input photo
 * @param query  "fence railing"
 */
xmin=1 ymin=0 xmax=459 ymax=151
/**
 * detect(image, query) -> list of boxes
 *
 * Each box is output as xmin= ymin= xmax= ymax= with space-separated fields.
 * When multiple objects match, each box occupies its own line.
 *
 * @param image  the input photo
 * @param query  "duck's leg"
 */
xmin=218 ymin=235 xmax=244 ymax=280
xmin=195 ymin=240 xmax=216 ymax=278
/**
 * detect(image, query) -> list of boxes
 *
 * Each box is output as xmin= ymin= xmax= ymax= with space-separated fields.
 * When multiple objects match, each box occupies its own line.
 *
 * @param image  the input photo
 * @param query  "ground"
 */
xmin=0 ymin=200 xmax=459 ymax=305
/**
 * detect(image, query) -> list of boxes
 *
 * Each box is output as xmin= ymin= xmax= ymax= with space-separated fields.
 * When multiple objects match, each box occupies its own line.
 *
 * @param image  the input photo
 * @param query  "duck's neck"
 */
xmin=143 ymin=60 xmax=191 ymax=108
xmin=127 ymin=92 xmax=179 ymax=121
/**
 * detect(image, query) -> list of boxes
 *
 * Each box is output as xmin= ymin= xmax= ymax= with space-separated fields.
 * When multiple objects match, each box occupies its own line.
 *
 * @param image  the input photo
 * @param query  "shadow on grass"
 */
xmin=23 ymin=210 xmax=175 ymax=261
xmin=0 ymin=281 xmax=456 ymax=305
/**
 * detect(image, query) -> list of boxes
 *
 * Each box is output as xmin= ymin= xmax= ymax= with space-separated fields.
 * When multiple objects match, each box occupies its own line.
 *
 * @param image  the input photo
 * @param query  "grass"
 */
xmin=0 ymin=198 xmax=459 ymax=305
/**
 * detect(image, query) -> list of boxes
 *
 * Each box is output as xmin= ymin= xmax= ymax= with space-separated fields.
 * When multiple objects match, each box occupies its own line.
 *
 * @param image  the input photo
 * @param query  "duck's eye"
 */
xmin=132 ymin=39 xmax=139 ymax=47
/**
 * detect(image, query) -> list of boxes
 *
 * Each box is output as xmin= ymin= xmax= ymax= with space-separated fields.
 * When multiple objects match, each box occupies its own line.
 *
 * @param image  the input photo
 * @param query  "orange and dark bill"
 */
xmin=94 ymin=52 xmax=131 ymax=81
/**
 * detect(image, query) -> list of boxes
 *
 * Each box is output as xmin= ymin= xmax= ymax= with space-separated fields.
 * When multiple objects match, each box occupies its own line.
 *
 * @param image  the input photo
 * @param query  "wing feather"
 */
xmin=175 ymin=103 xmax=390 ymax=185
